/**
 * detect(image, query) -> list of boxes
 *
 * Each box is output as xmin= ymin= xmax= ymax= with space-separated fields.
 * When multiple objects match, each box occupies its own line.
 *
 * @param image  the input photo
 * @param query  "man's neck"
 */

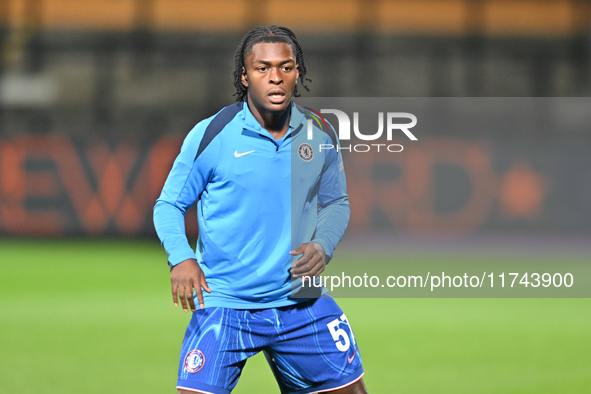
xmin=246 ymin=98 xmax=291 ymax=140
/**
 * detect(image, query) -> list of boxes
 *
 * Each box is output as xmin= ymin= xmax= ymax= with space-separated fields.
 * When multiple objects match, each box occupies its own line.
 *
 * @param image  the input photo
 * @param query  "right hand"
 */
xmin=171 ymin=259 xmax=211 ymax=312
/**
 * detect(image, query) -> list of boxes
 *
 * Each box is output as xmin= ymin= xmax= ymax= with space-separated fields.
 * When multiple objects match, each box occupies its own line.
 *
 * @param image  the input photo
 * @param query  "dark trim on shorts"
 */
xmin=288 ymin=367 xmax=365 ymax=394
xmin=177 ymin=380 xmax=230 ymax=394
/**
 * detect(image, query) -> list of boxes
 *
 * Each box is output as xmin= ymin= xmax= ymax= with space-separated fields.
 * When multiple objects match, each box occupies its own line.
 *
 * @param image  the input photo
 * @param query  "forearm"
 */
xmin=153 ymin=199 xmax=196 ymax=268
xmin=313 ymin=196 xmax=350 ymax=258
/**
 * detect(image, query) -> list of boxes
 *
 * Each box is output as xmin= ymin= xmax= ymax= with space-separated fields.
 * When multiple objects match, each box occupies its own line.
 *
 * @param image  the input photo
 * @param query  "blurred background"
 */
xmin=1 ymin=2 xmax=591 ymax=394
xmin=1 ymin=0 xmax=590 ymax=238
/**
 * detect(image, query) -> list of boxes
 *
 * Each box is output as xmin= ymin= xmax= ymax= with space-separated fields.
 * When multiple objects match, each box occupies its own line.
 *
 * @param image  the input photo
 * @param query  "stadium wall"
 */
xmin=1 ymin=134 xmax=589 ymax=237
xmin=1 ymin=0 xmax=590 ymax=237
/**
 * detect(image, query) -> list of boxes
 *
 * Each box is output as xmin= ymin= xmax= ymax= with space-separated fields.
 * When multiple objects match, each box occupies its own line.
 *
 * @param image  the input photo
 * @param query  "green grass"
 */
xmin=0 ymin=239 xmax=590 ymax=393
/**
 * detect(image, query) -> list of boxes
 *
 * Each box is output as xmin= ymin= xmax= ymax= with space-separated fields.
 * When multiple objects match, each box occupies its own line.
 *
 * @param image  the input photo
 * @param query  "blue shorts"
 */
xmin=177 ymin=297 xmax=364 ymax=394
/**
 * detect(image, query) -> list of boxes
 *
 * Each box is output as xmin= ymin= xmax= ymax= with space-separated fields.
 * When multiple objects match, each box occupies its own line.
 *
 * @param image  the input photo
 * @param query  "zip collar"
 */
xmin=238 ymin=100 xmax=306 ymax=140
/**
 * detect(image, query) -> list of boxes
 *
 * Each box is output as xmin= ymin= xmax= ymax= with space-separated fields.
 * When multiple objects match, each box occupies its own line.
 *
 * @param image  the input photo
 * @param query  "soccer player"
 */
xmin=153 ymin=25 xmax=367 ymax=394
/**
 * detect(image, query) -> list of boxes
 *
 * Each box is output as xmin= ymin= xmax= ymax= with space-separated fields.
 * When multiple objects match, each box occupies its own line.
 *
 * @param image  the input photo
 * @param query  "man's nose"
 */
xmin=269 ymin=68 xmax=282 ymax=84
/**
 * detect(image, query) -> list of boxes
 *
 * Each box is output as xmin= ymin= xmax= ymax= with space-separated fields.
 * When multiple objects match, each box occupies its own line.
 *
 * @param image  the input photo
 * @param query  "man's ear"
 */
xmin=296 ymin=65 xmax=300 ymax=83
xmin=241 ymin=67 xmax=248 ymax=87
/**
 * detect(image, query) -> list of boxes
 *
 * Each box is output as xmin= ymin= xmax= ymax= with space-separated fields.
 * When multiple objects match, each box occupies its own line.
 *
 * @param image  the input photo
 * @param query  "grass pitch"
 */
xmin=0 ymin=239 xmax=589 ymax=393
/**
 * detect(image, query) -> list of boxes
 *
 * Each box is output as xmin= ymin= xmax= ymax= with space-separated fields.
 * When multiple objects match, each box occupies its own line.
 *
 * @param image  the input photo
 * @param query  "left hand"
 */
xmin=290 ymin=242 xmax=327 ymax=279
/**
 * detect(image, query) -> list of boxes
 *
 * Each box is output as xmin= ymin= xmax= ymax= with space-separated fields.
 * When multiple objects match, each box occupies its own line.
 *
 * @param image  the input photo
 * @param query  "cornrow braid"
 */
xmin=233 ymin=25 xmax=311 ymax=102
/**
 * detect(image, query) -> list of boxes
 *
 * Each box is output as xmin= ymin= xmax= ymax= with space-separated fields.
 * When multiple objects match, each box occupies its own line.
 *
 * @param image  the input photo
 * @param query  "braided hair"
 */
xmin=233 ymin=25 xmax=311 ymax=102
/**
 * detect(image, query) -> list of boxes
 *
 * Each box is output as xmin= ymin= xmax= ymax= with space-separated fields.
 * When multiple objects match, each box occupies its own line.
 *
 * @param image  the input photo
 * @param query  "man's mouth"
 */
xmin=268 ymin=90 xmax=286 ymax=104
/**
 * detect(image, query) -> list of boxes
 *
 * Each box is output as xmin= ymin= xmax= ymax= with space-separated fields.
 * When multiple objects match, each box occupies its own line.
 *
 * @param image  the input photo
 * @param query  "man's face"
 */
xmin=242 ymin=42 xmax=299 ymax=113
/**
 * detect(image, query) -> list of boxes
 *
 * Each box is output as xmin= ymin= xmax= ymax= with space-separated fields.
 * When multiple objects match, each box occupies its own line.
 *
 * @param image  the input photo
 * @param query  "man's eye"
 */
xmin=283 ymin=67 xmax=292 ymax=72
xmin=258 ymin=67 xmax=267 ymax=72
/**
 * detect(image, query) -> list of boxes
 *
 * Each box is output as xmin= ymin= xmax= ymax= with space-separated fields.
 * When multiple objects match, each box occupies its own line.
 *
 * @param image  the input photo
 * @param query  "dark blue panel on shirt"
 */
xmin=195 ymin=102 xmax=242 ymax=161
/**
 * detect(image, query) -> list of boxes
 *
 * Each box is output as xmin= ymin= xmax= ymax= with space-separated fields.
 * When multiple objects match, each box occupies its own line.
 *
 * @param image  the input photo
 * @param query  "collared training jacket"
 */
xmin=153 ymin=100 xmax=350 ymax=309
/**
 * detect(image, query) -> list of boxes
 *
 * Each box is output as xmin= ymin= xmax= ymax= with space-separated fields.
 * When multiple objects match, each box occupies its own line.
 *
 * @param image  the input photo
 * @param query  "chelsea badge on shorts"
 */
xmin=184 ymin=349 xmax=205 ymax=373
xmin=298 ymin=143 xmax=314 ymax=162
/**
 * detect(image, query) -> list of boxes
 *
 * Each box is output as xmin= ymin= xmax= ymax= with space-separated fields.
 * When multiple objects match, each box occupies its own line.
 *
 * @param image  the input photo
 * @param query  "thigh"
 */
xmin=267 ymin=297 xmax=364 ymax=394
xmin=176 ymin=308 xmax=265 ymax=394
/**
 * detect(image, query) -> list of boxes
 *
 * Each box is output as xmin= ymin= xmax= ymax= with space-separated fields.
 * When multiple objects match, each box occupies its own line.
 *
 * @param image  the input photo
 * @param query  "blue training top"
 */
xmin=153 ymin=101 xmax=350 ymax=309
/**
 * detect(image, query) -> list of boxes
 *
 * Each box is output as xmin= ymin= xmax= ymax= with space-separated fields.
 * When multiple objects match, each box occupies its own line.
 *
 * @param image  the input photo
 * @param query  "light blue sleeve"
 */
xmin=313 ymin=126 xmax=350 ymax=259
xmin=153 ymin=121 xmax=220 ymax=268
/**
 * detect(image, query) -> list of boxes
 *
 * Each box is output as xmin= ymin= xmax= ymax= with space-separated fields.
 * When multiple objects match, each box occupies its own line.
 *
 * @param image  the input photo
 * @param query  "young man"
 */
xmin=154 ymin=25 xmax=367 ymax=394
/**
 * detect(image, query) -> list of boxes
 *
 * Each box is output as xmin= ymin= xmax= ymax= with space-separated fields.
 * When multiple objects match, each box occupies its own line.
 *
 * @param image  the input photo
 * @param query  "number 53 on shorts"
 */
xmin=327 ymin=314 xmax=357 ymax=352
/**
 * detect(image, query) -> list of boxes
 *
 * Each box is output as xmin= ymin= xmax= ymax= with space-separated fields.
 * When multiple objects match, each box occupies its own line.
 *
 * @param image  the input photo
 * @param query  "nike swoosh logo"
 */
xmin=234 ymin=150 xmax=255 ymax=158
xmin=348 ymin=348 xmax=358 ymax=364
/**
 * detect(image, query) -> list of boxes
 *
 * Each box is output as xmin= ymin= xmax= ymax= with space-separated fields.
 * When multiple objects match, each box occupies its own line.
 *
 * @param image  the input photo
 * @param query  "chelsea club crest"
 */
xmin=184 ymin=349 xmax=205 ymax=373
xmin=298 ymin=143 xmax=314 ymax=162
